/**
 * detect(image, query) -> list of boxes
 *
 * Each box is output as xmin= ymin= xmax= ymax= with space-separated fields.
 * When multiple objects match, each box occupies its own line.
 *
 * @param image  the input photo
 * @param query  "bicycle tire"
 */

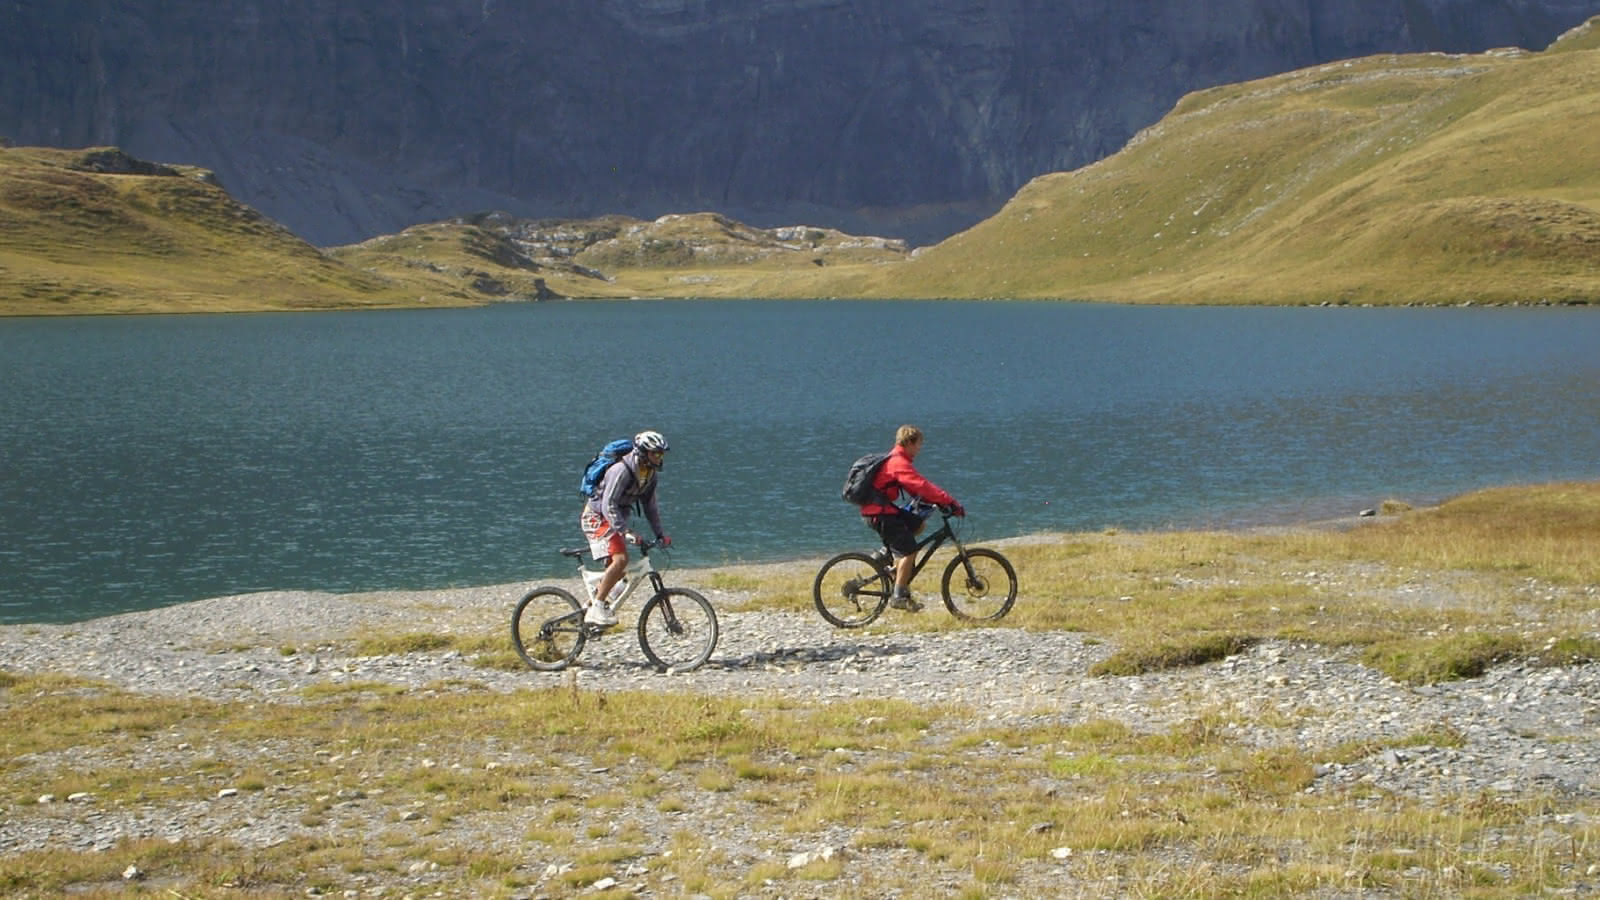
xmin=813 ymin=551 xmax=891 ymax=628
xmin=941 ymin=548 xmax=1018 ymax=622
xmin=637 ymin=588 xmax=719 ymax=672
xmin=511 ymin=587 xmax=587 ymax=671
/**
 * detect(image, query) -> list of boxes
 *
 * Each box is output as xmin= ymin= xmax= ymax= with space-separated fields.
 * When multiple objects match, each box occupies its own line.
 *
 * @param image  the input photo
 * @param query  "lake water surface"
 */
xmin=3 ymin=300 xmax=1598 ymax=623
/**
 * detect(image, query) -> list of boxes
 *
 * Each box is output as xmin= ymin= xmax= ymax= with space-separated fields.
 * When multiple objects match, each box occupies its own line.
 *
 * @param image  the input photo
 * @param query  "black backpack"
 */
xmin=841 ymin=452 xmax=893 ymax=506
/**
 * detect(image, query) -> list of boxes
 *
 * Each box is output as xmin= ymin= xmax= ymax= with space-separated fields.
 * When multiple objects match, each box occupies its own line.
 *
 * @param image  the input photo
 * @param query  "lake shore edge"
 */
xmin=5 ymin=498 xmax=1599 ymax=895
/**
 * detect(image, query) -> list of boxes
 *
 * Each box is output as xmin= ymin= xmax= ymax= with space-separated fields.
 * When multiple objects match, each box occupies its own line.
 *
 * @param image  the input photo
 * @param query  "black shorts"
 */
xmin=867 ymin=509 xmax=924 ymax=556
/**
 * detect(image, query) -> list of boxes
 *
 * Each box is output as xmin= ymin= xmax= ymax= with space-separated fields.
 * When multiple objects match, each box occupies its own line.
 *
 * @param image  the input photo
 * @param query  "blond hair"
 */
xmin=894 ymin=425 xmax=923 ymax=448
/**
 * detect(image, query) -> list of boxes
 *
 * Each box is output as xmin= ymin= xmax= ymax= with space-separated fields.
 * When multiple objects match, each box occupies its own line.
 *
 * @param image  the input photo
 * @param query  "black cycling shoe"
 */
xmin=888 ymin=594 xmax=923 ymax=613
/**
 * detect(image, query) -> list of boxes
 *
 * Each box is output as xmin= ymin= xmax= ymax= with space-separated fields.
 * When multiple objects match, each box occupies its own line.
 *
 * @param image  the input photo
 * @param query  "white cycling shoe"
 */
xmin=584 ymin=601 xmax=619 ymax=627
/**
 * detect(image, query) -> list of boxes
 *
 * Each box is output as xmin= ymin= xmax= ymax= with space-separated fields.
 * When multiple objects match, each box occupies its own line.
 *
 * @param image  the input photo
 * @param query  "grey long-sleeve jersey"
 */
xmin=586 ymin=450 xmax=664 ymax=538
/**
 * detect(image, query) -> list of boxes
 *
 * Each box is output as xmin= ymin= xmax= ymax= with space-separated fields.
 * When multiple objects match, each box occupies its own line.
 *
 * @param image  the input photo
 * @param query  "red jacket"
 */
xmin=860 ymin=445 xmax=955 ymax=517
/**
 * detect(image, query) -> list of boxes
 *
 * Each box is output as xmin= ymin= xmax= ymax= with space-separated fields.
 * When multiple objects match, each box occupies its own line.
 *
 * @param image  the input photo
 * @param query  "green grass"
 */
xmin=846 ymin=30 xmax=1600 ymax=305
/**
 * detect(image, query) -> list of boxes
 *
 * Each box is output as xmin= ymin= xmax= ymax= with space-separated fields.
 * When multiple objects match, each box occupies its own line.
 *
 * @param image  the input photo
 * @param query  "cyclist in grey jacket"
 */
xmin=579 ymin=431 xmax=672 ymax=625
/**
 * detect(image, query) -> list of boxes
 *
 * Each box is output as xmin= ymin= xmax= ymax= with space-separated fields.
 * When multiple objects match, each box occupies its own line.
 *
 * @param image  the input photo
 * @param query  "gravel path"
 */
xmin=7 ymin=572 xmax=1599 ymax=803
xmin=4 ymin=559 xmax=1599 ymax=895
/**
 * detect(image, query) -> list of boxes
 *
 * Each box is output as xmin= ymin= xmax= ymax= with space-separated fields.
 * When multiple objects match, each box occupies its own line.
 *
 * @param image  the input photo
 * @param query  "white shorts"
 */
xmin=580 ymin=507 xmax=625 ymax=561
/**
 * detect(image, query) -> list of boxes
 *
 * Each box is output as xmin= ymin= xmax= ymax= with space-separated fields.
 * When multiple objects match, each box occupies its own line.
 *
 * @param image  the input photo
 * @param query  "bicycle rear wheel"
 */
xmin=637 ymin=588 xmax=718 ymax=672
xmin=813 ymin=552 xmax=891 ymax=628
xmin=941 ymin=548 xmax=1018 ymax=622
xmin=511 ymin=587 xmax=586 ymax=671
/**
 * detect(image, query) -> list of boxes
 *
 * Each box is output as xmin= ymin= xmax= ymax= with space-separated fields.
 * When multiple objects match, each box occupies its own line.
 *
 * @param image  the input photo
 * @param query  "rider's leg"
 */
xmin=877 ymin=511 xmax=923 ymax=612
xmin=893 ymin=553 xmax=914 ymax=593
xmin=581 ymin=508 xmax=626 ymax=624
xmin=894 ymin=513 xmax=930 ymax=592
xmin=594 ymin=549 xmax=628 ymax=606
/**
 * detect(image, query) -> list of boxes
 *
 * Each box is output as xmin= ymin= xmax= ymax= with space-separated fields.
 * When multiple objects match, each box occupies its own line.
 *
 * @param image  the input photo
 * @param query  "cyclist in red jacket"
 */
xmin=859 ymin=424 xmax=965 ymax=611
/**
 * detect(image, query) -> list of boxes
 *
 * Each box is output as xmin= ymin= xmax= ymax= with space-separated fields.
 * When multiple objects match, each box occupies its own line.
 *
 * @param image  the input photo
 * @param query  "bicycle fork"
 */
xmin=950 ymin=539 xmax=987 ymax=593
xmin=643 ymin=572 xmax=693 ymax=636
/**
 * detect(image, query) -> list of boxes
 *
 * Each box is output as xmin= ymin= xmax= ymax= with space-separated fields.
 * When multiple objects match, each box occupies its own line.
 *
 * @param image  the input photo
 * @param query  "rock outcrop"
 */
xmin=2 ymin=0 xmax=1593 ymax=246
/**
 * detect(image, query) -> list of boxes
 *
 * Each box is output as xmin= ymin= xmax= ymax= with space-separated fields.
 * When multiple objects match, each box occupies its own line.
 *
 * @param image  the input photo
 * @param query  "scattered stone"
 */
xmin=788 ymin=847 xmax=838 ymax=869
xmin=1 ymin=568 xmax=1596 ymax=894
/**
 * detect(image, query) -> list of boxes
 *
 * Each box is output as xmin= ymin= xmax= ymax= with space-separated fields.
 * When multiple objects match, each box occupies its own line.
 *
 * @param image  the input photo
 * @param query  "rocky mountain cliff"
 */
xmin=3 ymin=0 xmax=1595 ymax=246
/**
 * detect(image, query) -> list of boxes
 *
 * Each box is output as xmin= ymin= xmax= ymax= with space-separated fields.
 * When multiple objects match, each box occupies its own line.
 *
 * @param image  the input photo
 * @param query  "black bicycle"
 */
xmin=813 ymin=508 xmax=1018 ymax=628
xmin=511 ymin=539 xmax=718 ymax=673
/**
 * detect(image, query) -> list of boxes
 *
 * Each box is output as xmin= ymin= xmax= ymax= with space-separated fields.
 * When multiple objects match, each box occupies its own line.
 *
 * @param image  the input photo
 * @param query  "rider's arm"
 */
xmin=890 ymin=458 xmax=955 ymax=508
xmin=640 ymin=480 xmax=665 ymax=539
xmin=598 ymin=462 xmax=633 ymax=534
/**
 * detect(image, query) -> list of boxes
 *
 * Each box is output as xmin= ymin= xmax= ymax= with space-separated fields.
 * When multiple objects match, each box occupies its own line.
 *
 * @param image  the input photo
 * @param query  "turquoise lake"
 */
xmin=3 ymin=299 xmax=1598 ymax=623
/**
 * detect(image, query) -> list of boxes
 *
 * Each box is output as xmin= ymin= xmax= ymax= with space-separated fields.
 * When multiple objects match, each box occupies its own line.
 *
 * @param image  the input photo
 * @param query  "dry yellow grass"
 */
xmin=836 ymin=30 xmax=1600 ymax=305
xmin=732 ymin=482 xmax=1600 ymax=684
xmin=3 ymin=482 xmax=1597 ymax=895
xmin=10 ymin=20 xmax=1600 ymax=314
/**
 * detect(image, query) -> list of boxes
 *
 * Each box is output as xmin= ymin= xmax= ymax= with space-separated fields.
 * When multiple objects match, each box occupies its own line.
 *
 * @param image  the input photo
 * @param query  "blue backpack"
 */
xmin=580 ymin=438 xmax=633 ymax=498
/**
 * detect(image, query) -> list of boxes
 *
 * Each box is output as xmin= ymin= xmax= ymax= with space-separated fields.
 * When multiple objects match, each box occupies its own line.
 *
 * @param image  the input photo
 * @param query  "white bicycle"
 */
xmin=511 ymin=537 xmax=719 ymax=672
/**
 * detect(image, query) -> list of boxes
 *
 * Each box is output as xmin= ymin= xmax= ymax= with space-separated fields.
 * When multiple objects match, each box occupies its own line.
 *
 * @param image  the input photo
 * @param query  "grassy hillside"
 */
xmin=330 ymin=211 xmax=910 ymax=302
xmin=0 ymin=145 xmax=904 ymax=313
xmin=829 ymin=18 xmax=1600 ymax=305
xmin=326 ymin=219 xmax=605 ymax=301
xmin=3 ymin=16 xmax=1598 ymax=313
xmin=0 ymin=146 xmax=526 ymax=315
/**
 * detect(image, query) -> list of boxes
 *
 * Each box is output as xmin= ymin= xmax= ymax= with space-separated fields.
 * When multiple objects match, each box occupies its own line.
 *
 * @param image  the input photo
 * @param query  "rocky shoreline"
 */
xmin=4 ymin=553 xmax=1599 ymax=893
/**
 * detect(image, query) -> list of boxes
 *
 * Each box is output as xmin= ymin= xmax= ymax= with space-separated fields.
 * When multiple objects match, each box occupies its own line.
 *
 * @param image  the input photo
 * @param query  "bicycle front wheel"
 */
xmin=813 ymin=552 xmax=891 ymax=628
xmin=941 ymin=548 xmax=1018 ymax=622
xmin=511 ymin=587 xmax=586 ymax=671
xmin=637 ymin=588 xmax=718 ymax=672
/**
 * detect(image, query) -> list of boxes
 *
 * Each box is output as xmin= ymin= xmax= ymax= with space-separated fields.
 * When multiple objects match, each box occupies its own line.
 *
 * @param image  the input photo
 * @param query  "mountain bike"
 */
xmin=813 ymin=507 xmax=1017 ymax=628
xmin=511 ymin=538 xmax=718 ymax=672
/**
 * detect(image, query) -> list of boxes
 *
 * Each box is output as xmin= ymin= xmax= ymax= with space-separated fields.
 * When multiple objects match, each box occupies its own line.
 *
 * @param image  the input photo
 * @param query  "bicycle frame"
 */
xmin=578 ymin=546 xmax=666 ymax=616
xmin=814 ymin=508 xmax=1017 ymax=627
xmin=884 ymin=513 xmax=971 ymax=587
xmin=514 ymin=537 xmax=720 ymax=672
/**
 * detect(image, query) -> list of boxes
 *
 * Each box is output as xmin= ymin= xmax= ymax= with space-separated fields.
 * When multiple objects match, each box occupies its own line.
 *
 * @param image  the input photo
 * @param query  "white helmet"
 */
xmin=633 ymin=430 xmax=669 ymax=453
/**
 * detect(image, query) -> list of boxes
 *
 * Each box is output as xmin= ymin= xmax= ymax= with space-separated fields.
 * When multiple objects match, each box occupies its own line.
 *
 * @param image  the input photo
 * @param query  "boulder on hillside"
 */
xmin=69 ymin=148 xmax=180 ymax=177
